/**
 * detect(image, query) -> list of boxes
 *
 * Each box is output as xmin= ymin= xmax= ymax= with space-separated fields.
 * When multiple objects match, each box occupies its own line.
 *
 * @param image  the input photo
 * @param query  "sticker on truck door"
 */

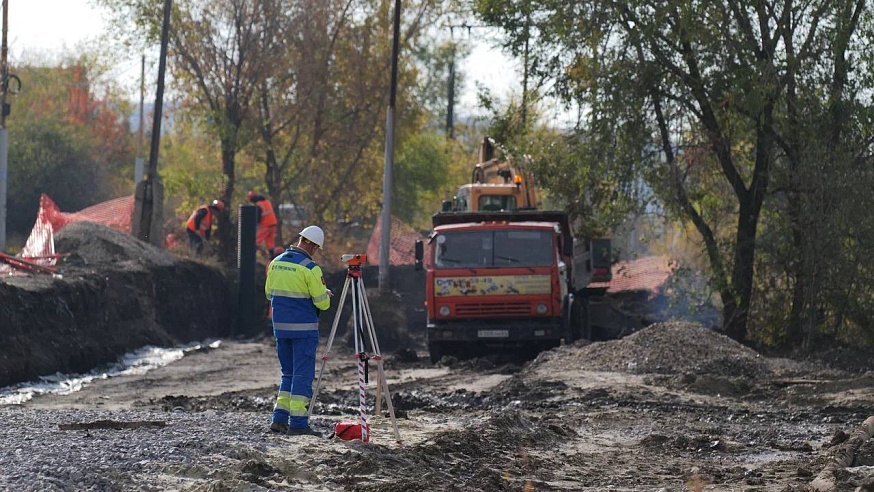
xmin=434 ymin=275 xmax=551 ymax=297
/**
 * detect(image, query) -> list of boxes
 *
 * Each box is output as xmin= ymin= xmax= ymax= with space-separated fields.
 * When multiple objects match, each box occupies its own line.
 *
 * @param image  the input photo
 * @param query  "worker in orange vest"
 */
xmin=248 ymin=191 xmax=279 ymax=259
xmin=186 ymin=200 xmax=224 ymax=255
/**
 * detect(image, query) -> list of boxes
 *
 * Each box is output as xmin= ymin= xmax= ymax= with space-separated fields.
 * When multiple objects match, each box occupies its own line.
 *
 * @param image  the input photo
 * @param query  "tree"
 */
xmin=474 ymin=0 xmax=874 ymax=344
xmin=5 ymin=60 xmax=134 ymax=240
xmin=98 ymin=0 xmax=285 ymax=260
xmin=101 ymin=0 xmax=455 ymax=255
xmin=392 ymin=132 xmax=458 ymax=227
xmin=247 ymin=0 xmax=453 ymax=243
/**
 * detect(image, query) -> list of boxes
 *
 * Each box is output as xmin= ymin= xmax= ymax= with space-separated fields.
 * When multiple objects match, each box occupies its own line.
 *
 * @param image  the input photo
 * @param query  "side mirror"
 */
xmin=441 ymin=200 xmax=452 ymax=212
xmin=590 ymin=238 xmax=612 ymax=282
xmin=414 ymin=240 xmax=424 ymax=271
xmin=563 ymin=235 xmax=574 ymax=257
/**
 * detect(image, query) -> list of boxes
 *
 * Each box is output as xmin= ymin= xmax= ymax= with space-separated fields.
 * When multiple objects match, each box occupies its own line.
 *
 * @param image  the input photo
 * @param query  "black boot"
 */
xmin=270 ymin=421 xmax=289 ymax=434
xmin=287 ymin=426 xmax=323 ymax=437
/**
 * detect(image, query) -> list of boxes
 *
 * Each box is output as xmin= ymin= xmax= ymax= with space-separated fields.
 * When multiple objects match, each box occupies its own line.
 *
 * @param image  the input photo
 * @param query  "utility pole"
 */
xmin=521 ymin=8 xmax=530 ymax=130
xmin=446 ymin=41 xmax=455 ymax=139
xmin=378 ymin=0 xmax=401 ymax=294
xmin=0 ymin=0 xmax=8 ymax=252
xmin=134 ymin=55 xmax=145 ymax=184
xmin=445 ymin=23 xmax=483 ymax=140
xmin=132 ymin=0 xmax=170 ymax=246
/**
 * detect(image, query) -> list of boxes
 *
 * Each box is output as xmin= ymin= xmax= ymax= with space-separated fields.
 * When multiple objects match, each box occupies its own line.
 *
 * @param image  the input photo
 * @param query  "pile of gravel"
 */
xmin=537 ymin=321 xmax=772 ymax=378
xmin=55 ymin=221 xmax=177 ymax=268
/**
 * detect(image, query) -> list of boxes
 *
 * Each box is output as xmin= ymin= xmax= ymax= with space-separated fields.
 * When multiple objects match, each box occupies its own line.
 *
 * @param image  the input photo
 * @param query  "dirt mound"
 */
xmin=534 ymin=321 xmax=772 ymax=378
xmin=0 ymin=222 xmax=232 ymax=387
xmin=321 ymin=410 xmax=570 ymax=491
xmin=56 ymin=221 xmax=176 ymax=268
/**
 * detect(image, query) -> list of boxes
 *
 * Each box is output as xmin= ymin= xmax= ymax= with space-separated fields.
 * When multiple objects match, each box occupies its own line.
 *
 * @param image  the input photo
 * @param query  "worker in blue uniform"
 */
xmin=265 ymin=225 xmax=331 ymax=436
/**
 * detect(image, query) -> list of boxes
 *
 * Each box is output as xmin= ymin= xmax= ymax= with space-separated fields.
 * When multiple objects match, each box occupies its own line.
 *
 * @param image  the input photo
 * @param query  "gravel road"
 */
xmin=4 ymin=322 xmax=874 ymax=491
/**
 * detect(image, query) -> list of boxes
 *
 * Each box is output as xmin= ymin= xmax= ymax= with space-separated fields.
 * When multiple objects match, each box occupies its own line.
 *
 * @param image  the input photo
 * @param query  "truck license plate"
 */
xmin=477 ymin=329 xmax=509 ymax=338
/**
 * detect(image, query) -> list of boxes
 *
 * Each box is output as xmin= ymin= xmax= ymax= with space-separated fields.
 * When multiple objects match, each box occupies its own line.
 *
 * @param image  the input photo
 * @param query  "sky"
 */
xmin=7 ymin=1 xmax=108 ymax=57
xmin=6 ymin=0 xmax=520 ymax=116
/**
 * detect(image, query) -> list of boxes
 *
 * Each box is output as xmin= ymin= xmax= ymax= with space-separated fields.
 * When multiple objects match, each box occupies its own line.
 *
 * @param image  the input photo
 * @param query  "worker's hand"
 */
xmin=327 ymin=289 xmax=334 ymax=298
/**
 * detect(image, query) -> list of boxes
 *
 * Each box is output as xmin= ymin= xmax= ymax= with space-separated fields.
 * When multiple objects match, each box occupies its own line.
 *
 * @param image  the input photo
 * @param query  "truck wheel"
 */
xmin=562 ymin=295 xmax=576 ymax=344
xmin=428 ymin=342 xmax=445 ymax=364
xmin=578 ymin=295 xmax=592 ymax=340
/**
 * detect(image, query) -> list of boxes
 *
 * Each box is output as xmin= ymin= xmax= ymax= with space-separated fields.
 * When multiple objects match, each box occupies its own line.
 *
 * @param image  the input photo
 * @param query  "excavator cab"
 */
xmin=479 ymin=194 xmax=516 ymax=211
xmin=441 ymin=137 xmax=541 ymax=213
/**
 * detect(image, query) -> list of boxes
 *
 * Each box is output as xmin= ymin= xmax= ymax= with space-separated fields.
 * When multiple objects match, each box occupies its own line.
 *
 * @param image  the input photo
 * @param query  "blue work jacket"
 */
xmin=265 ymin=247 xmax=331 ymax=338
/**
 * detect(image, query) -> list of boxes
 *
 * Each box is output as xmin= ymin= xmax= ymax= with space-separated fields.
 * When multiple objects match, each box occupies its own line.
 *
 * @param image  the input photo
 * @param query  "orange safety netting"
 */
xmin=1 ymin=193 xmax=134 ymax=275
xmin=365 ymin=215 xmax=429 ymax=266
xmin=589 ymin=256 xmax=678 ymax=295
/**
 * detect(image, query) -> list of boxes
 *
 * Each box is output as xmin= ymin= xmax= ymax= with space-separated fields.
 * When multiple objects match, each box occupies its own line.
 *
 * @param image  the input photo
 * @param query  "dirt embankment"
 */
xmin=0 ymin=222 xmax=233 ymax=387
xmin=0 ymin=223 xmax=429 ymax=389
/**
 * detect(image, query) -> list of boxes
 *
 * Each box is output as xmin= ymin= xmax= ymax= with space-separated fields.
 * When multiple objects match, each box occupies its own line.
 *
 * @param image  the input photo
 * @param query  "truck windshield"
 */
xmin=434 ymin=230 xmax=553 ymax=268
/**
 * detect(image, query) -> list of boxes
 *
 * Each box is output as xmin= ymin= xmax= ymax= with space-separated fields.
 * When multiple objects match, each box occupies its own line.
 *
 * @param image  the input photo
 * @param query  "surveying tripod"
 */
xmin=310 ymin=254 xmax=402 ymax=444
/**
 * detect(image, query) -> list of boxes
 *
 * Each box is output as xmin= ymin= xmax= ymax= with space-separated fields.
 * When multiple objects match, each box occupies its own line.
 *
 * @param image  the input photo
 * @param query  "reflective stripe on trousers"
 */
xmin=273 ymin=391 xmax=309 ymax=416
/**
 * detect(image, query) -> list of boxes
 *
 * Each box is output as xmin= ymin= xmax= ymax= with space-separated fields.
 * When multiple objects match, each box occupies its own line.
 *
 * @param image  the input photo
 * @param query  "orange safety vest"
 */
xmin=186 ymin=206 xmax=214 ymax=236
xmin=255 ymin=199 xmax=278 ymax=227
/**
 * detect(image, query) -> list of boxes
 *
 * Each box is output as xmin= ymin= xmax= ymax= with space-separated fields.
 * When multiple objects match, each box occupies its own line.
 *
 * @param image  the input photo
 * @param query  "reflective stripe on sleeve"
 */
xmin=312 ymin=291 xmax=329 ymax=304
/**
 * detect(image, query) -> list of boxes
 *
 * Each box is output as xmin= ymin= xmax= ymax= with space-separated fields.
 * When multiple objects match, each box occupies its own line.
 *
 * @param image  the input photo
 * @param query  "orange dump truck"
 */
xmin=415 ymin=210 xmax=611 ymax=363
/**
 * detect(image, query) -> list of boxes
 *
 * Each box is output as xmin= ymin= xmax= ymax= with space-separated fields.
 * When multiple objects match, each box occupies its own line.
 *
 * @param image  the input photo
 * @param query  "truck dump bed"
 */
xmin=433 ymin=210 xmax=571 ymax=232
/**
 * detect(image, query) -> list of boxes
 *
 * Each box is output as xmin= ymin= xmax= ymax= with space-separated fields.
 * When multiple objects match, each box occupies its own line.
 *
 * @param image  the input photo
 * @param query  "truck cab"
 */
xmin=417 ymin=211 xmax=611 ymax=363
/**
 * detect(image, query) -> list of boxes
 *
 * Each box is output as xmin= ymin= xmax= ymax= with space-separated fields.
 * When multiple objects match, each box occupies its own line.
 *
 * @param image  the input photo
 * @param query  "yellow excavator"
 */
xmin=442 ymin=137 xmax=540 ymax=213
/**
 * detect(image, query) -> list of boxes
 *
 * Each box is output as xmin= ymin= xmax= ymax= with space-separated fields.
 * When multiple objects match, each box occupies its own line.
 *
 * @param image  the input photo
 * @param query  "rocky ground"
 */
xmin=3 ymin=321 xmax=873 ymax=491
xmin=2 ymin=222 xmax=873 ymax=491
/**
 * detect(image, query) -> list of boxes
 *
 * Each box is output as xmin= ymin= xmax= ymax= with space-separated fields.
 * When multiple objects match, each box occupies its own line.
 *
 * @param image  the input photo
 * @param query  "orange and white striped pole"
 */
xmin=357 ymin=352 xmax=369 ymax=442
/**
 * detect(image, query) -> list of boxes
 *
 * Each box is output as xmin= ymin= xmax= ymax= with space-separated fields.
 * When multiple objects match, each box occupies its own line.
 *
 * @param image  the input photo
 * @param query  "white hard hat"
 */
xmin=299 ymin=225 xmax=325 ymax=248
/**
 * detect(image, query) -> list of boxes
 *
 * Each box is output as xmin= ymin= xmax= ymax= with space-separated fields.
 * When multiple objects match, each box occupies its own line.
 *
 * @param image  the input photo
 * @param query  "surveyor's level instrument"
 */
xmin=310 ymin=255 xmax=402 ymax=444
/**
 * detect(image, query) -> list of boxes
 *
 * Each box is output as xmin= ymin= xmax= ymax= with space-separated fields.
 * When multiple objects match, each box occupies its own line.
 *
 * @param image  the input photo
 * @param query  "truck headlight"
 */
xmin=439 ymin=305 xmax=451 ymax=317
xmin=536 ymin=303 xmax=548 ymax=314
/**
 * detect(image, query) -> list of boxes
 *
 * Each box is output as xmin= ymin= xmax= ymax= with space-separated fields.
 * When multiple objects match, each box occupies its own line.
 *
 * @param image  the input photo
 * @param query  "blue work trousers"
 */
xmin=272 ymin=336 xmax=318 ymax=429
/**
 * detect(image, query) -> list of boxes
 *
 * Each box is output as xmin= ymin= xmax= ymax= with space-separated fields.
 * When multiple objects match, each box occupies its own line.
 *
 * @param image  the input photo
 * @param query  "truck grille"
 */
xmin=455 ymin=302 xmax=530 ymax=316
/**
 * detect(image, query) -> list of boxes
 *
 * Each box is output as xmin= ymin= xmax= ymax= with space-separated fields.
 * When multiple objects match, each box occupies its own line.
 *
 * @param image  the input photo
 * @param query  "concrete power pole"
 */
xmin=132 ymin=0 xmax=171 ymax=247
xmin=0 ymin=0 xmax=8 ymax=252
xmin=446 ymin=44 xmax=455 ymax=140
xmin=134 ymin=55 xmax=145 ymax=184
xmin=378 ymin=0 xmax=401 ymax=294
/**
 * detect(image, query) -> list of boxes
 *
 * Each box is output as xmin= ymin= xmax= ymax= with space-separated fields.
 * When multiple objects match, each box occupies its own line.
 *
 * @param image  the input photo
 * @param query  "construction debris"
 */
xmin=810 ymin=416 xmax=874 ymax=491
xmin=0 ymin=251 xmax=59 ymax=275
